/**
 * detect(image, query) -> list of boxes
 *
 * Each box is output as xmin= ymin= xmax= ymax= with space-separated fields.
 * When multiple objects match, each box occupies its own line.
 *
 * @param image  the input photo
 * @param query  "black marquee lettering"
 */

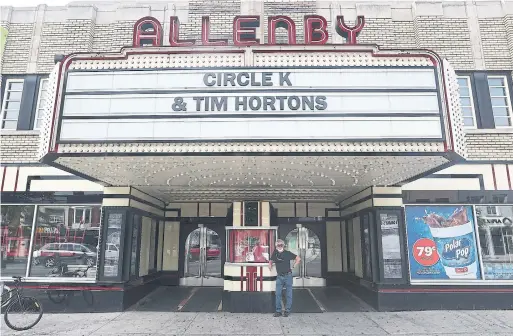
xmin=204 ymin=73 xmax=216 ymax=87
xmin=250 ymin=73 xmax=261 ymax=86
xmin=235 ymin=96 xmax=247 ymax=111
xmin=302 ymin=96 xmax=314 ymax=110
xmin=193 ymin=97 xmax=205 ymax=111
xmin=212 ymin=97 xmax=227 ymax=111
xmin=249 ymin=97 xmax=262 ymax=110
xmin=276 ymin=96 xmax=287 ymax=110
xmin=224 ymin=73 xmax=236 ymax=86
xmin=288 ymin=96 xmax=300 ymax=110
xmin=315 ymin=96 xmax=327 ymax=110
xmin=279 ymin=72 xmax=292 ymax=86
xmin=262 ymin=72 xmax=273 ymax=86
xmin=237 ymin=73 xmax=250 ymax=86
xmin=264 ymin=96 xmax=276 ymax=111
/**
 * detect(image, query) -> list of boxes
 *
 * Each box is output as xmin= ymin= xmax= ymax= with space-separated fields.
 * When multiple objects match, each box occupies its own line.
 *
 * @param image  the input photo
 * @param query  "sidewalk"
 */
xmin=1 ymin=310 xmax=513 ymax=336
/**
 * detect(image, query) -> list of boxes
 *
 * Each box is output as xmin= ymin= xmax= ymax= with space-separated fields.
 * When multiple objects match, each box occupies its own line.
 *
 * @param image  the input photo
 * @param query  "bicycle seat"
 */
xmin=11 ymin=276 xmax=22 ymax=280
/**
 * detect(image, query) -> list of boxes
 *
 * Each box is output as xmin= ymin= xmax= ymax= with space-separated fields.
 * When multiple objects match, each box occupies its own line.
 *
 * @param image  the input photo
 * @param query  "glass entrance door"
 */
xmin=285 ymin=225 xmax=325 ymax=287
xmin=182 ymin=225 xmax=223 ymax=286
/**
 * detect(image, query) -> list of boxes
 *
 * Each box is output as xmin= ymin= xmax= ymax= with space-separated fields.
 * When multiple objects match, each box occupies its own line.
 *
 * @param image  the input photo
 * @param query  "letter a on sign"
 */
xmin=133 ymin=16 xmax=163 ymax=47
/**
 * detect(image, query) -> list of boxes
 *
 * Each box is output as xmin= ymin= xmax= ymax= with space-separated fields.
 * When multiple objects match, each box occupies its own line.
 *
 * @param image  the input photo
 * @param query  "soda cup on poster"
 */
xmin=422 ymin=207 xmax=478 ymax=279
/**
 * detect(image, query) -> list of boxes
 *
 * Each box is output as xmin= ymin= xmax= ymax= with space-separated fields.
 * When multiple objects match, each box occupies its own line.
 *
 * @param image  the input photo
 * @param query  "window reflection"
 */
xmin=103 ymin=212 xmax=122 ymax=277
xmin=0 ymin=205 xmax=35 ymax=277
xmin=476 ymin=205 xmax=513 ymax=280
xmin=30 ymin=205 xmax=101 ymax=278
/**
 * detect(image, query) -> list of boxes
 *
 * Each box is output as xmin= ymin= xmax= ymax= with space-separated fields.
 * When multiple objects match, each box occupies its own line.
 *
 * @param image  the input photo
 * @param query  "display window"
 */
xmin=226 ymin=228 xmax=276 ymax=263
xmin=1 ymin=204 xmax=101 ymax=280
xmin=475 ymin=205 xmax=513 ymax=280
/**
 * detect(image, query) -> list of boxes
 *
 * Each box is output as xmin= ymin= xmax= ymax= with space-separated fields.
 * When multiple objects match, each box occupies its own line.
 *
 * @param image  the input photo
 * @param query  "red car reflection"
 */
xmin=188 ymin=245 xmax=220 ymax=260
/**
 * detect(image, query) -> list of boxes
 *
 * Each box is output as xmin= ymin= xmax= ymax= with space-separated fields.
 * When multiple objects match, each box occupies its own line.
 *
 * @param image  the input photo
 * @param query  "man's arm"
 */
xmin=292 ymin=255 xmax=301 ymax=268
xmin=269 ymin=251 xmax=275 ymax=270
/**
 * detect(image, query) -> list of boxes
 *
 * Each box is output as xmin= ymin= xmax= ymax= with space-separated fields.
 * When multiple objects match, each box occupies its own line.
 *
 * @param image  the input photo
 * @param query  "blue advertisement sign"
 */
xmin=405 ymin=205 xmax=482 ymax=280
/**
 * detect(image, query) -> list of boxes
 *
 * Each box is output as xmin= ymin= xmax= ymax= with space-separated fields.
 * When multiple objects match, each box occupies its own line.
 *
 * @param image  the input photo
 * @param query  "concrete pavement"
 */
xmin=1 ymin=310 xmax=513 ymax=335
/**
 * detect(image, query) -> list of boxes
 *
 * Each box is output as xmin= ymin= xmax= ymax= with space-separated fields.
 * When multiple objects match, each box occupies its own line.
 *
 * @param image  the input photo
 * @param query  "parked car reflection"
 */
xmin=32 ymin=242 xmax=97 ymax=268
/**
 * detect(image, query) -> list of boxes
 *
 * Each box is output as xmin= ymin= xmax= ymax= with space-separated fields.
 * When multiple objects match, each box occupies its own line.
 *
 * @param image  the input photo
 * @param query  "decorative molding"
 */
xmin=57 ymin=141 xmax=445 ymax=154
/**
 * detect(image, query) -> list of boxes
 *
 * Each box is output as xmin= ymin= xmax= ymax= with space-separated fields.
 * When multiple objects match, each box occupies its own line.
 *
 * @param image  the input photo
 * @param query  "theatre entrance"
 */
xmin=180 ymin=222 xmax=225 ymax=286
xmin=279 ymin=223 xmax=326 ymax=287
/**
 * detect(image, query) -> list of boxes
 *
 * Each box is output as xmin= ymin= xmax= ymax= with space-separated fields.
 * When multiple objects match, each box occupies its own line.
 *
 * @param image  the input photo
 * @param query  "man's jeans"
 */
xmin=275 ymin=273 xmax=293 ymax=313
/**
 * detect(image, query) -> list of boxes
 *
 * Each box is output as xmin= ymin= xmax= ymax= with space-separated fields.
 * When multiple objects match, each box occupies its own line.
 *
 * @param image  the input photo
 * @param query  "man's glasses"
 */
xmin=276 ymin=244 xmax=284 ymax=247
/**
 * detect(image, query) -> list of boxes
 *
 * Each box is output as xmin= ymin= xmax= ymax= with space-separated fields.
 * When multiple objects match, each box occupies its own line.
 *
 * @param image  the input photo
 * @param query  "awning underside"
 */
xmin=54 ymin=154 xmax=448 ymax=202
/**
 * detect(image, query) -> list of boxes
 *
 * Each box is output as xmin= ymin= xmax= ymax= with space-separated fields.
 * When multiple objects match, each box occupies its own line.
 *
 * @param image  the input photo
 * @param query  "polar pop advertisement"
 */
xmin=405 ymin=206 xmax=482 ymax=281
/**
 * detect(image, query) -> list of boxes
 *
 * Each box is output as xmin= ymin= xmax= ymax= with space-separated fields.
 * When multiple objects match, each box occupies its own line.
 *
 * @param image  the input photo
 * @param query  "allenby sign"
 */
xmin=133 ymin=15 xmax=365 ymax=47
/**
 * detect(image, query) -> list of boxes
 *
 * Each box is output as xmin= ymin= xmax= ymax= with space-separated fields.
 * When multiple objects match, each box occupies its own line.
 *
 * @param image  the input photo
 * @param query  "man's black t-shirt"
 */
xmin=271 ymin=250 xmax=297 ymax=275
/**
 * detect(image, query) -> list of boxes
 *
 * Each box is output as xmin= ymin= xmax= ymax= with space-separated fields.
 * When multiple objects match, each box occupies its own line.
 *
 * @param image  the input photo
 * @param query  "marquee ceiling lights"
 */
xmin=55 ymin=155 xmax=448 ymax=202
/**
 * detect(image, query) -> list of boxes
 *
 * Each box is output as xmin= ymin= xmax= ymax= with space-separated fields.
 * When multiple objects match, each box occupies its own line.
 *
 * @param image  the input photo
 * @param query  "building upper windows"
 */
xmin=456 ymin=72 xmax=513 ymax=130
xmin=487 ymin=76 xmax=512 ymax=127
xmin=1 ymin=79 xmax=24 ymax=129
xmin=34 ymin=78 xmax=49 ymax=130
xmin=457 ymin=76 xmax=477 ymax=128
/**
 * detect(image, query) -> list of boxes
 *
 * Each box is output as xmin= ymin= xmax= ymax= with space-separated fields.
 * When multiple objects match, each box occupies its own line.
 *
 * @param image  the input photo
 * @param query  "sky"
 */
xmin=0 ymin=0 xmax=498 ymax=7
xmin=0 ymin=0 xmax=177 ymax=6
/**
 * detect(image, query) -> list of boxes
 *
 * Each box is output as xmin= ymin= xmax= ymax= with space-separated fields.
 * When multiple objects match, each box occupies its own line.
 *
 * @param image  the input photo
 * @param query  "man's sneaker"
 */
xmin=283 ymin=311 xmax=290 ymax=317
xmin=273 ymin=312 xmax=282 ymax=317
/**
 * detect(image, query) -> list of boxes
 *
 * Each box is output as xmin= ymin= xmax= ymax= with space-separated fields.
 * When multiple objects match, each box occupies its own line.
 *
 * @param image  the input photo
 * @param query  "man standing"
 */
xmin=269 ymin=239 xmax=301 ymax=317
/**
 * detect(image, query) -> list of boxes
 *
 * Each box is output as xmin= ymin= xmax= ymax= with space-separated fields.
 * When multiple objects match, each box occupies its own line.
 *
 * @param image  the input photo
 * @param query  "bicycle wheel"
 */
xmin=1 ymin=286 xmax=13 ymax=310
xmin=47 ymin=290 xmax=67 ymax=304
xmin=82 ymin=291 xmax=94 ymax=306
xmin=4 ymin=296 xmax=43 ymax=331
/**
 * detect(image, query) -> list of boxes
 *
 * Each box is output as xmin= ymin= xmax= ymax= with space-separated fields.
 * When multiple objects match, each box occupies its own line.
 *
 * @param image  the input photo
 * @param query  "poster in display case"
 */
xmin=405 ymin=205 xmax=482 ymax=281
xmin=226 ymin=227 xmax=277 ymax=263
xmin=380 ymin=212 xmax=403 ymax=279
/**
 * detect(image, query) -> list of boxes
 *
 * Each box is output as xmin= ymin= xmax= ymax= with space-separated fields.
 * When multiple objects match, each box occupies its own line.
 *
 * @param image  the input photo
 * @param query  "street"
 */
xmin=1 ymin=309 xmax=512 ymax=335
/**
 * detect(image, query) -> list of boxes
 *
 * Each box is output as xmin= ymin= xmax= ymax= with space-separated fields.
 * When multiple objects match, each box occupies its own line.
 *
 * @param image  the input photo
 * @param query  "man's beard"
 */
xmin=276 ymin=247 xmax=284 ymax=252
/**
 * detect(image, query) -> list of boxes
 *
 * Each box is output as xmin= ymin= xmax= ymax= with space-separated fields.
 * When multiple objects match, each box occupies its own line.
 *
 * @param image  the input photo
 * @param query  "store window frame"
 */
xmin=98 ymin=207 xmax=126 ymax=282
xmin=1 ymin=204 xmax=102 ymax=282
xmin=346 ymin=219 xmax=355 ymax=274
xmin=360 ymin=212 xmax=374 ymax=281
xmin=1 ymin=79 xmax=24 ymax=130
xmin=125 ymin=213 xmax=141 ymax=281
xmin=33 ymin=78 xmax=49 ymax=130
xmin=475 ymin=204 xmax=513 ymax=281
xmin=487 ymin=75 xmax=513 ymax=128
xmin=375 ymin=208 xmax=409 ymax=284
xmin=71 ymin=206 xmax=93 ymax=225
xmin=456 ymin=75 xmax=478 ymax=129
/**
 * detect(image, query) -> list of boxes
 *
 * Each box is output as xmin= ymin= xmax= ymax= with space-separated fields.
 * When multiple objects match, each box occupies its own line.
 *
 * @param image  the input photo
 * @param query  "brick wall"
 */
xmin=414 ymin=17 xmax=474 ymax=70
xmin=465 ymin=133 xmax=513 ymax=161
xmin=0 ymin=134 xmax=40 ymax=163
xmin=36 ymin=20 xmax=95 ymax=73
xmin=1 ymin=23 xmax=34 ymax=73
xmin=181 ymin=0 xmax=241 ymax=43
xmin=263 ymin=0 xmax=317 ymax=44
xmin=504 ymin=15 xmax=513 ymax=63
xmin=92 ymin=21 xmax=135 ymax=53
xmin=479 ymin=18 xmax=513 ymax=69
xmin=358 ymin=18 xmax=395 ymax=47
xmin=1 ymin=0 xmax=513 ymax=168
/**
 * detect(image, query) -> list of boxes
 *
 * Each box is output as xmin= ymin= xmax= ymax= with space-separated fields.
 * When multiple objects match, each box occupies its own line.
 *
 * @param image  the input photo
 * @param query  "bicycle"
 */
xmin=46 ymin=264 xmax=95 ymax=306
xmin=0 ymin=276 xmax=43 ymax=331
